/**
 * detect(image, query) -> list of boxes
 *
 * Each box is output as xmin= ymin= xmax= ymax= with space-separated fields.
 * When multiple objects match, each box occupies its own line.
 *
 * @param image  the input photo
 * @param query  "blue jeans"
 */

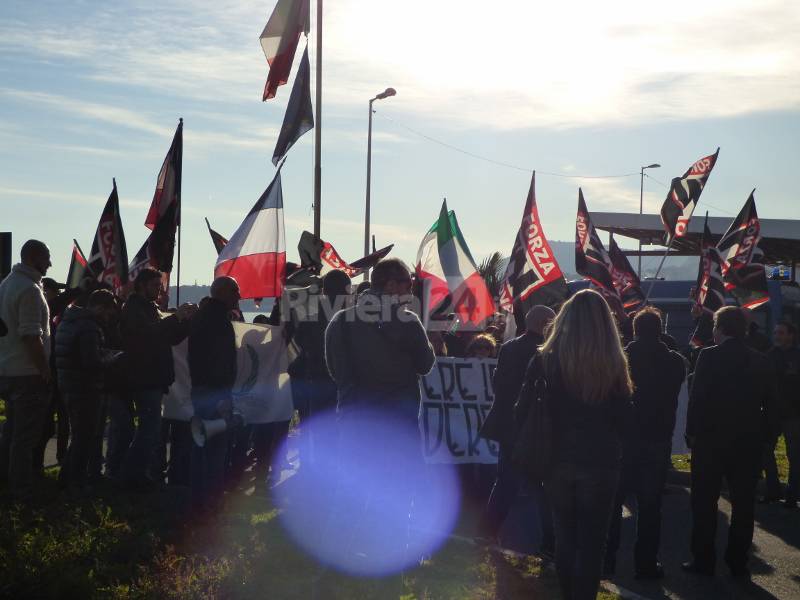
xmin=606 ymin=440 xmax=671 ymax=573
xmin=120 ymin=388 xmax=163 ymax=484
xmin=190 ymin=387 xmax=230 ymax=512
xmin=0 ymin=375 xmax=50 ymax=498
xmin=546 ymin=463 xmax=619 ymax=600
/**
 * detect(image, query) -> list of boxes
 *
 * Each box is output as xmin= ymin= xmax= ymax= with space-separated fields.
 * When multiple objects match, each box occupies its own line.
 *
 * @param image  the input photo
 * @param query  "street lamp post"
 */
xmin=364 ymin=87 xmax=396 ymax=281
xmin=638 ymin=163 xmax=661 ymax=279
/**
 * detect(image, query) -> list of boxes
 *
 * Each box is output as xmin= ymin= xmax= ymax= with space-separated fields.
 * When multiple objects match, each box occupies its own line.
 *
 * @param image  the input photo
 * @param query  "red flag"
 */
xmin=145 ymin=119 xmax=183 ymax=230
xmin=205 ymin=218 xmax=229 ymax=255
xmin=659 ymin=149 xmax=719 ymax=244
xmin=260 ymin=0 xmax=310 ymax=101
xmin=88 ymin=179 xmax=129 ymax=291
xmin=215 ymin=169 xmax=287 ymax=299
xmin=499 ymin=172 xmax=568 ymax=312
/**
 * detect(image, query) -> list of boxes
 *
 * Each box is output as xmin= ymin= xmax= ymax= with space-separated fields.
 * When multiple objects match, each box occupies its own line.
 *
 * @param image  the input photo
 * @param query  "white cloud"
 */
xmin=1 ymin=0 xmax=798 ymax=131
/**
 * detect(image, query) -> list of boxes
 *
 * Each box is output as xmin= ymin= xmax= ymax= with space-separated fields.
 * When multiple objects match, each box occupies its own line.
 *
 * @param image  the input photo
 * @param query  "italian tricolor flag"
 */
xmin=416 ymin=200 xmax=496 ymax=326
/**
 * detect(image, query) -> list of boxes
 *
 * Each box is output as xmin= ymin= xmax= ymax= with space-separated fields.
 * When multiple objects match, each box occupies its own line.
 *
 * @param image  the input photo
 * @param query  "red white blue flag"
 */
xmin=215 ymin=168 xmax=287 ymax=299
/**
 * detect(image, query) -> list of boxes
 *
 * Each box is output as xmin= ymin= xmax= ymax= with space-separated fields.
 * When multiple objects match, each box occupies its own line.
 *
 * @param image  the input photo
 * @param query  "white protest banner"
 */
xmin=418 ymin=357 xmax=499 ymax=464
xmin=163 ymin=322 xmax=293 ymax=424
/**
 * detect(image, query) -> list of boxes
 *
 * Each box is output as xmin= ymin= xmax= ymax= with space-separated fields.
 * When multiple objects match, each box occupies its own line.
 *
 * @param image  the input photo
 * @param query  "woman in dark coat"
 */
xmin=517 ymin=289 xmax=633 ymax=600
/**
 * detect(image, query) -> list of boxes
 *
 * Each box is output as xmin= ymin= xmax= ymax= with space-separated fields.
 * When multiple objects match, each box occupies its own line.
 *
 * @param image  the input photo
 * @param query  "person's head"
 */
xmin=133 ymin=268 xmax=163 ymax=302
xmin=253 ymin=314 xmax=269 ymax=325
xmin=773 ymin=321 xmax=796 ymax=349
xmin=713 ymin=306 xmax=747 ymax=343
xmin=322 ymin=269 xmax=351 ymax=300
xmin=20 ymin=239 xmax=51 ymax=276
xmin=86 ymin=289 xmax=118 ymax=324
xmin=524 ymin=305 xmax=556 ymax=337
xmin=41 ymin=277 xmax=64 ymax=302
xmin=355 ymin=281 xmax=371 ymax=296
xmin=467 ymin=333 xmax=497 ymax=359
xmin=632 ymin=306 xmax=663 ymax=342
xmin=210 ymin=276 xmax=241 ymax=310
xmin=370 ymin=258 xmax=413 ymax=297
xmin=199 ymin=296 xmax=211 ymax=310
xmin=540 ymin=289 xmax=633 ymax=404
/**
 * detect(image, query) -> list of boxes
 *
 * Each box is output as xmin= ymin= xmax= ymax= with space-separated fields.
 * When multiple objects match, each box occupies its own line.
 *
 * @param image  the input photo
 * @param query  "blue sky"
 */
xmin=1 ymin=0 xmax=799 ymax=285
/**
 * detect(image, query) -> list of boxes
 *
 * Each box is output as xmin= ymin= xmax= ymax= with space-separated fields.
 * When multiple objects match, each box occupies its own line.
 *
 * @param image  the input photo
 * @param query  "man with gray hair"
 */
xmin=0 ymin=240 xmax=53 ymax=499
xmin=479 ymin=304 xmax=556 ymax=551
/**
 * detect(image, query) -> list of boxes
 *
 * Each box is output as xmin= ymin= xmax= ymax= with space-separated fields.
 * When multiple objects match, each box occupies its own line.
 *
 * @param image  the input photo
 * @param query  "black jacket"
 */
xmin=767 ymin=346 xmax=800 ymax=422
xmin=120 ymin=293 xmax=188 ymax=391
xmin=480 ymin=331 xmax=543 ymax=446
xmin=687 ymin=338 xmax=776 ymax=445
xmin=625 ymin=338 xmax=686 ymax=444
xmin=188 ymin=298 xmax=236 ymax=390
xmin=517 ymin=355 xmax=633 ymax=470
xmin=55 ymin=306 xmax=115 ymax=394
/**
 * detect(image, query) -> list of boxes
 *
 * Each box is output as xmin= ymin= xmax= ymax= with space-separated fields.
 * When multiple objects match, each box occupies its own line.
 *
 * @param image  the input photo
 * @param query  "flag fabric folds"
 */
xmin=498 ymin=173 xmax=568 ymax=313
xmin=416 ymin=200 xmax=495 ymax=326
xmin=66 ymin=239 xmax=91 ymax=289
xmin=659 ymin=149 xmax=719 ymax=244
xmin=608 ymin=237 xmax=646 ymax=313
xmin=88 ymin=179 xmax=128 ymax=291
xmin=215 ymin=169 xmax=287 ymax=299
xmin=260 ymin=0 xmax=310 ymax=101
xmin=145 ymin=120 xmax=183 ymax=230
xmin=693 ymin=213 xmax=713 ymax=306
xmin=575 ymin=189 xmax=627 ymax=317
xmin=717 ymin=191 xmax=769 ymax=309
xmin=297 ymin=230 xmax=393 ymax=277
xmin=272 ymin=44 xmax=314 ymax=165
xmin=690 ymin=243 xmax=726 ymax=348
xmin=205 ymin=218 xmax=229 ymax=255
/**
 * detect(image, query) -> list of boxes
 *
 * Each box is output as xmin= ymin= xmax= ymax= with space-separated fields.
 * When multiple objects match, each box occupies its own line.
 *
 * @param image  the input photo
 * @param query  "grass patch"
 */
xmin=0 ymin=468 xmax=625 ymax=599
xmin=672 ymin=436 xmax=789 ymax=481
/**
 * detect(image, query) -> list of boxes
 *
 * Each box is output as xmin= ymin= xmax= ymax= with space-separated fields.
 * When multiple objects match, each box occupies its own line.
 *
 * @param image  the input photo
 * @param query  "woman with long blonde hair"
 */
xmin=518 ymin=289 xmax=633 ymax=600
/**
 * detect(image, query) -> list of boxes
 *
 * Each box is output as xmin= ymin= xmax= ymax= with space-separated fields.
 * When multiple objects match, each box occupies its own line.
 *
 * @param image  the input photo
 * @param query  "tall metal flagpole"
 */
xmin=176 ymin=117 xmax=183 ymax=307
xmin=644 ymin=236 xmax=676 ymax=302
xmin=313 ymin=0 xmax=322 ymax=240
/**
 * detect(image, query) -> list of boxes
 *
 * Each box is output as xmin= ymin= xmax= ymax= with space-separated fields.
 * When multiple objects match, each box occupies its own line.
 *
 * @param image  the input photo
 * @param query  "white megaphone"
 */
xmin=191 ymin=416 xmax=229 ymax=448
xmin=191 ymin=413 xmax=246 ymax=448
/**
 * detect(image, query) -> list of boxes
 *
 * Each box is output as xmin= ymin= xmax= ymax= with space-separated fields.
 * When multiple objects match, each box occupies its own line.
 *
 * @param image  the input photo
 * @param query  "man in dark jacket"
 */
xmin=605 ymin=307 xmax=686 ymax=579
xmin=119 ymin=268 xmax=194 ymax=490
xmin=189 ymin=276 xmax=239 ymax=513
xmin=682 ymin=306 xmax=776 ymax=577
xmin=323 ymin=259 xmax=435 ymax=559
xmin=479 ymin=305 xmax=555 ymax=549
xmin=55 ymin=290 xmax=119 ymax=492
xmin=765 ymin=321 xmax=800 ymax=508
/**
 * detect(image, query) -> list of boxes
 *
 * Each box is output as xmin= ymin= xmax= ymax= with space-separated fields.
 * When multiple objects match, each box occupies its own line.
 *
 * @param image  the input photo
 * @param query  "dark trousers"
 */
xmin=606 ymin=440 xmax=671 ymax=573
xmin=33 ymin=384 xmax=69 ymax=471
xmin=481 ymin=443 xmax=554 ymax=552
xmin=120 ymin=388 xmax=163 ymax=484
xmin=0 ymin=375 xmax=50 ymax=498
xmin=785 ymin=419 xmax=800 ymax=501
xmin=60 ymin=392 xmax=103 ymax=489
xmin=252 ymin=421 xmax=292 ymax=481
xmin=761 ymin=433 xmax=782 ymax=498
xmin=190 ymin=388 xmax=230 ymax=512
xmin=106 ymin=392 xmax=134 ymax=479
xmin=690 ymin=438 xmax=760 ymax=571
xmin=546 ymin=463 xmax=619 ymax=600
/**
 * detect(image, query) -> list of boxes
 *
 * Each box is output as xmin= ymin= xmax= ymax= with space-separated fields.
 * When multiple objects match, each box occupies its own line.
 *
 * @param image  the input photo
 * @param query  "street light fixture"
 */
xmin=363 ymin=87 xmax=397 ymax=281
xmin=638 ymin=163 xmax=661 ymax=278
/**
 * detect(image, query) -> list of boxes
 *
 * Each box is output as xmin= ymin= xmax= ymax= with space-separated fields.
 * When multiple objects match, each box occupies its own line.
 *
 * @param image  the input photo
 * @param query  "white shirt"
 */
xmin=0 ymin=263 xmax=50 ymax=376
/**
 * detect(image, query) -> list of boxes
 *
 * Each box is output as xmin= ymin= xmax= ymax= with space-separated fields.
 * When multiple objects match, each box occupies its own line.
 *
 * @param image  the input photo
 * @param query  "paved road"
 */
xmin=496 ymin=476 xmax=800 ymax=600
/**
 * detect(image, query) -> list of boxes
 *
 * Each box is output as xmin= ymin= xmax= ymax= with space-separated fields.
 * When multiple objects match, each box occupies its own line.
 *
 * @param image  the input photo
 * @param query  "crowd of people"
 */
xmin=0 ymin=238 xmax=798 ymax=600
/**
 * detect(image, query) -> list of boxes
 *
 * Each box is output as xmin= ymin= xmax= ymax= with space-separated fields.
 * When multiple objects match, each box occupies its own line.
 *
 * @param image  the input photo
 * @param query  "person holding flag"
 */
xmin=118 ymin=268 xmax=196 ymax=491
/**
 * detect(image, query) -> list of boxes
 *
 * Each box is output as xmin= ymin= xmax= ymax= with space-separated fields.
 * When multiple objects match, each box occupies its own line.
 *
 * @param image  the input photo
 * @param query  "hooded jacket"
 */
xmin=55 ymin=305 xmax=115 ymax=394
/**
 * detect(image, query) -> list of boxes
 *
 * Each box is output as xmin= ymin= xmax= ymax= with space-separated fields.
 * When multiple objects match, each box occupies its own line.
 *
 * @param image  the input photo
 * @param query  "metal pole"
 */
xmin=644 ymin=235 xmax=676 ymax=302
xmin=313 ymin=0 xmax=322 ymax=241
xmin=364 ymin=99 xmax=374 ymax=281
xmin=176 ymin=222 xmax=181 ymax=307
xmin=638 ymin=167 xmax=644 ymax=279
